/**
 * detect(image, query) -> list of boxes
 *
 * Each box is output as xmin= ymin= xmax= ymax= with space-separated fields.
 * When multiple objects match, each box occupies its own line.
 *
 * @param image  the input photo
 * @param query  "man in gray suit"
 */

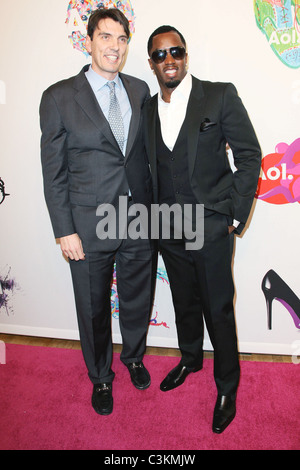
xmin=40 ymin=9 xmax=155 ymax=415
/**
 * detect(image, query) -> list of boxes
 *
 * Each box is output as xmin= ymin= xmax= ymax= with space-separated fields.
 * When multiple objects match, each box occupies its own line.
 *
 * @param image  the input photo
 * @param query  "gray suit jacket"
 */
xmin=40 ymin=65 xmax=152 ymax=249
xmin=143 ymin=76 xmax=262 ymax=234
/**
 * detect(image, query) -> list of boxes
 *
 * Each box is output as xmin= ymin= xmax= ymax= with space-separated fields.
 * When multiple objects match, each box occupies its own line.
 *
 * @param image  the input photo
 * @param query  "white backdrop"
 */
xmin=1 ymin=0 xmax=300 ymax=355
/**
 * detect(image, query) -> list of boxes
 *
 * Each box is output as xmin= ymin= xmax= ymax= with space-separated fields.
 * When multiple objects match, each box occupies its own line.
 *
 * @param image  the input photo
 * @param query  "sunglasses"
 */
xmin=151 ymin=46 xmax=186 ymax=64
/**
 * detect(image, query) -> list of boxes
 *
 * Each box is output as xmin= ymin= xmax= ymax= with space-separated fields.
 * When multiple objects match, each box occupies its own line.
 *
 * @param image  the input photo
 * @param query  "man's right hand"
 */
xmin=59 ymin=233 xmax=85 ymax=261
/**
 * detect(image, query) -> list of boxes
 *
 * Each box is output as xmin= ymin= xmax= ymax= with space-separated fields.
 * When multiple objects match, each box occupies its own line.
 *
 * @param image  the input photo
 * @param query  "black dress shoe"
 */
xmin=212 ymin=395 xmax=236 ymax=434
xmin=160 ymin=362 xmax=202 ymax=392
xmin=92 ymin=383 xmax=113 ymax=415
xmin=126 ymin=362 xmax=151 ymax=390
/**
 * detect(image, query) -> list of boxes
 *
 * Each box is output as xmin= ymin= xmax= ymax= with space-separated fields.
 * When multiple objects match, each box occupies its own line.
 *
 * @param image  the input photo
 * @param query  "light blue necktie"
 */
xmin=107 ymin=81 xmax=124 ymax=152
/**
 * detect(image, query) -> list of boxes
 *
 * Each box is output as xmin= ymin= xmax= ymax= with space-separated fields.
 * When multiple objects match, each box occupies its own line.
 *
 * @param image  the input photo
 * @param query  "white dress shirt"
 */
xmin=158 ymin=73 xmax=192 ymax=151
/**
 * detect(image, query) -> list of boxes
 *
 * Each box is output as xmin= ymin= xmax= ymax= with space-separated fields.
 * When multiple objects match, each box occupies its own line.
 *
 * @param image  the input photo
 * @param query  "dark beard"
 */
xmin=165 ymin=80 xmax=181 ymax=89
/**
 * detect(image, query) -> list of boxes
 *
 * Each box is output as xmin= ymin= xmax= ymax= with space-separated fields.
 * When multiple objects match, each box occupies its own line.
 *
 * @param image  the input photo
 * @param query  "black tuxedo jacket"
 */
xmin=40 ymin=65 xmax=152 ymax=245
xmin=143 ymin=75 xmax=262 ymax=234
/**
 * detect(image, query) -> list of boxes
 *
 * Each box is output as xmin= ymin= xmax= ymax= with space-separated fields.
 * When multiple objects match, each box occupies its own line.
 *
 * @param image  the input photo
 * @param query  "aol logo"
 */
xmin=255 ymin=139 xmax=300 ymax=205
xmin=254 ymin=0 xmax=300 ymax=69
xmin=261 ymin=163 xmax=294 ymax=182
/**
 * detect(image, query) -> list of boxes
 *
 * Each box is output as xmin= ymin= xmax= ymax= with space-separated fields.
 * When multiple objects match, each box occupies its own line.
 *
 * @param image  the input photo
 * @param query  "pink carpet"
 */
xmin=0 ymin=343 xmax=299 ymax=450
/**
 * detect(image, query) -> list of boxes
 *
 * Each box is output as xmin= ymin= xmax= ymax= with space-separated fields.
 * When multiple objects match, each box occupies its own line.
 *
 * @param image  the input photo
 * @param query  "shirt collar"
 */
xmin=85 ymin=65 xmax=121 ymax=92
xmin=158 ymin=72 xmax=192 ymax=105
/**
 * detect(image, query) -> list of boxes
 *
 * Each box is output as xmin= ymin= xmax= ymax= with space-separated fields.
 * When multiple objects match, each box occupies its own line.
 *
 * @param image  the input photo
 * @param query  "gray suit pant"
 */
xmin=69 ymin=236 xmax=154 ymax=384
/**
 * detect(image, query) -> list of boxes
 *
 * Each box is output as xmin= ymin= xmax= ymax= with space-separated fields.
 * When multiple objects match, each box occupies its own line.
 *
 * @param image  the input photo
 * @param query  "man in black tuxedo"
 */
xmin=40 ymin=9 xmax=155 ymax=415
xmin=143 ymin=26 xmax=261 ymax=433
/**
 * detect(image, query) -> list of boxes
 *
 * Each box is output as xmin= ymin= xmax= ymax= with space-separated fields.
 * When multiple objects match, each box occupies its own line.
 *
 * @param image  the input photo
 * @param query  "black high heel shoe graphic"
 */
xmin=262 ymin=269 xmax=300 ymax=330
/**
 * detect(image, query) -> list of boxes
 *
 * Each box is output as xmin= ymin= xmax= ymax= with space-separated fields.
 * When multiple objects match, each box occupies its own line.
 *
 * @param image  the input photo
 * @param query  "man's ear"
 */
xmin=148 ymin=58 xmax=154 ymax=71
xmin=85 ymin=35 xmax=92 ymax=55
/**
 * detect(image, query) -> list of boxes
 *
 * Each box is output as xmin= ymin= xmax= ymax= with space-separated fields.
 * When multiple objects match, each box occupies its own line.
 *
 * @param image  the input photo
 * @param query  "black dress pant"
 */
xmin=159 ymin=211 xmax=240 ymax=397
xmin=69 ymin=236 xmax=154 ymax=384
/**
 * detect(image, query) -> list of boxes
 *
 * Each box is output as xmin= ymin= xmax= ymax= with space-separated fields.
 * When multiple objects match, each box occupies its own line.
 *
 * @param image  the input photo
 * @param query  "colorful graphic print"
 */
xmin=255 ymin=138 xmax=300 ymax=204
xmin=111 ymin=265 xmax=170 ymax=328
xmin=65 ymin=0 xmax=135 ymax=57
xmin=254 ymin=0 xmax=300 ymax=69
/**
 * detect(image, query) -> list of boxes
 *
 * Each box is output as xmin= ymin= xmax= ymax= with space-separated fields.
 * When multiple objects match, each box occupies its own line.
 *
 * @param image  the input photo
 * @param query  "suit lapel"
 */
xmin=144 ymin=96 xmax=158 ymax=189
xmin=186 ymin=76 xmax=207 ymax=180
xmin=120 ymin=74 xmax=140 ymax=159
xmin=73 ymin=67 xmax=117 ymax=149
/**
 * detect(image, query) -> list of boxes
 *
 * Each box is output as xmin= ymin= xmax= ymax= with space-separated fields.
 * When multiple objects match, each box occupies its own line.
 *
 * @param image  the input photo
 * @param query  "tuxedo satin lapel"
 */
xmin=120 ymin=74 xmax=139 ymax=159
xmin=73 ymin=70 xmax=117 ymax=148
xmin=186 ymin=77 xmax=207 ymax=180
xmin=146 ymin=97 xmax=158 ymax=188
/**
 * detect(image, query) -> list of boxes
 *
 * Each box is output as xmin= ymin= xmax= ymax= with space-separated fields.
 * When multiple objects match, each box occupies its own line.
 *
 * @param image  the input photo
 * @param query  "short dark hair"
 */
xmin=147 ymin=26 xmax=186 ymax=55
xmin=87 ymin=8 xmax=130 ymax=40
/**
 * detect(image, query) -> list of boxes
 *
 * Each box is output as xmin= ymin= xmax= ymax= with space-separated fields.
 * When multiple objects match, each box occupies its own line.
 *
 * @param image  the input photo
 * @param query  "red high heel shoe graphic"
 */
xmin=262 ymin=269 xmax=300 ymax=330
